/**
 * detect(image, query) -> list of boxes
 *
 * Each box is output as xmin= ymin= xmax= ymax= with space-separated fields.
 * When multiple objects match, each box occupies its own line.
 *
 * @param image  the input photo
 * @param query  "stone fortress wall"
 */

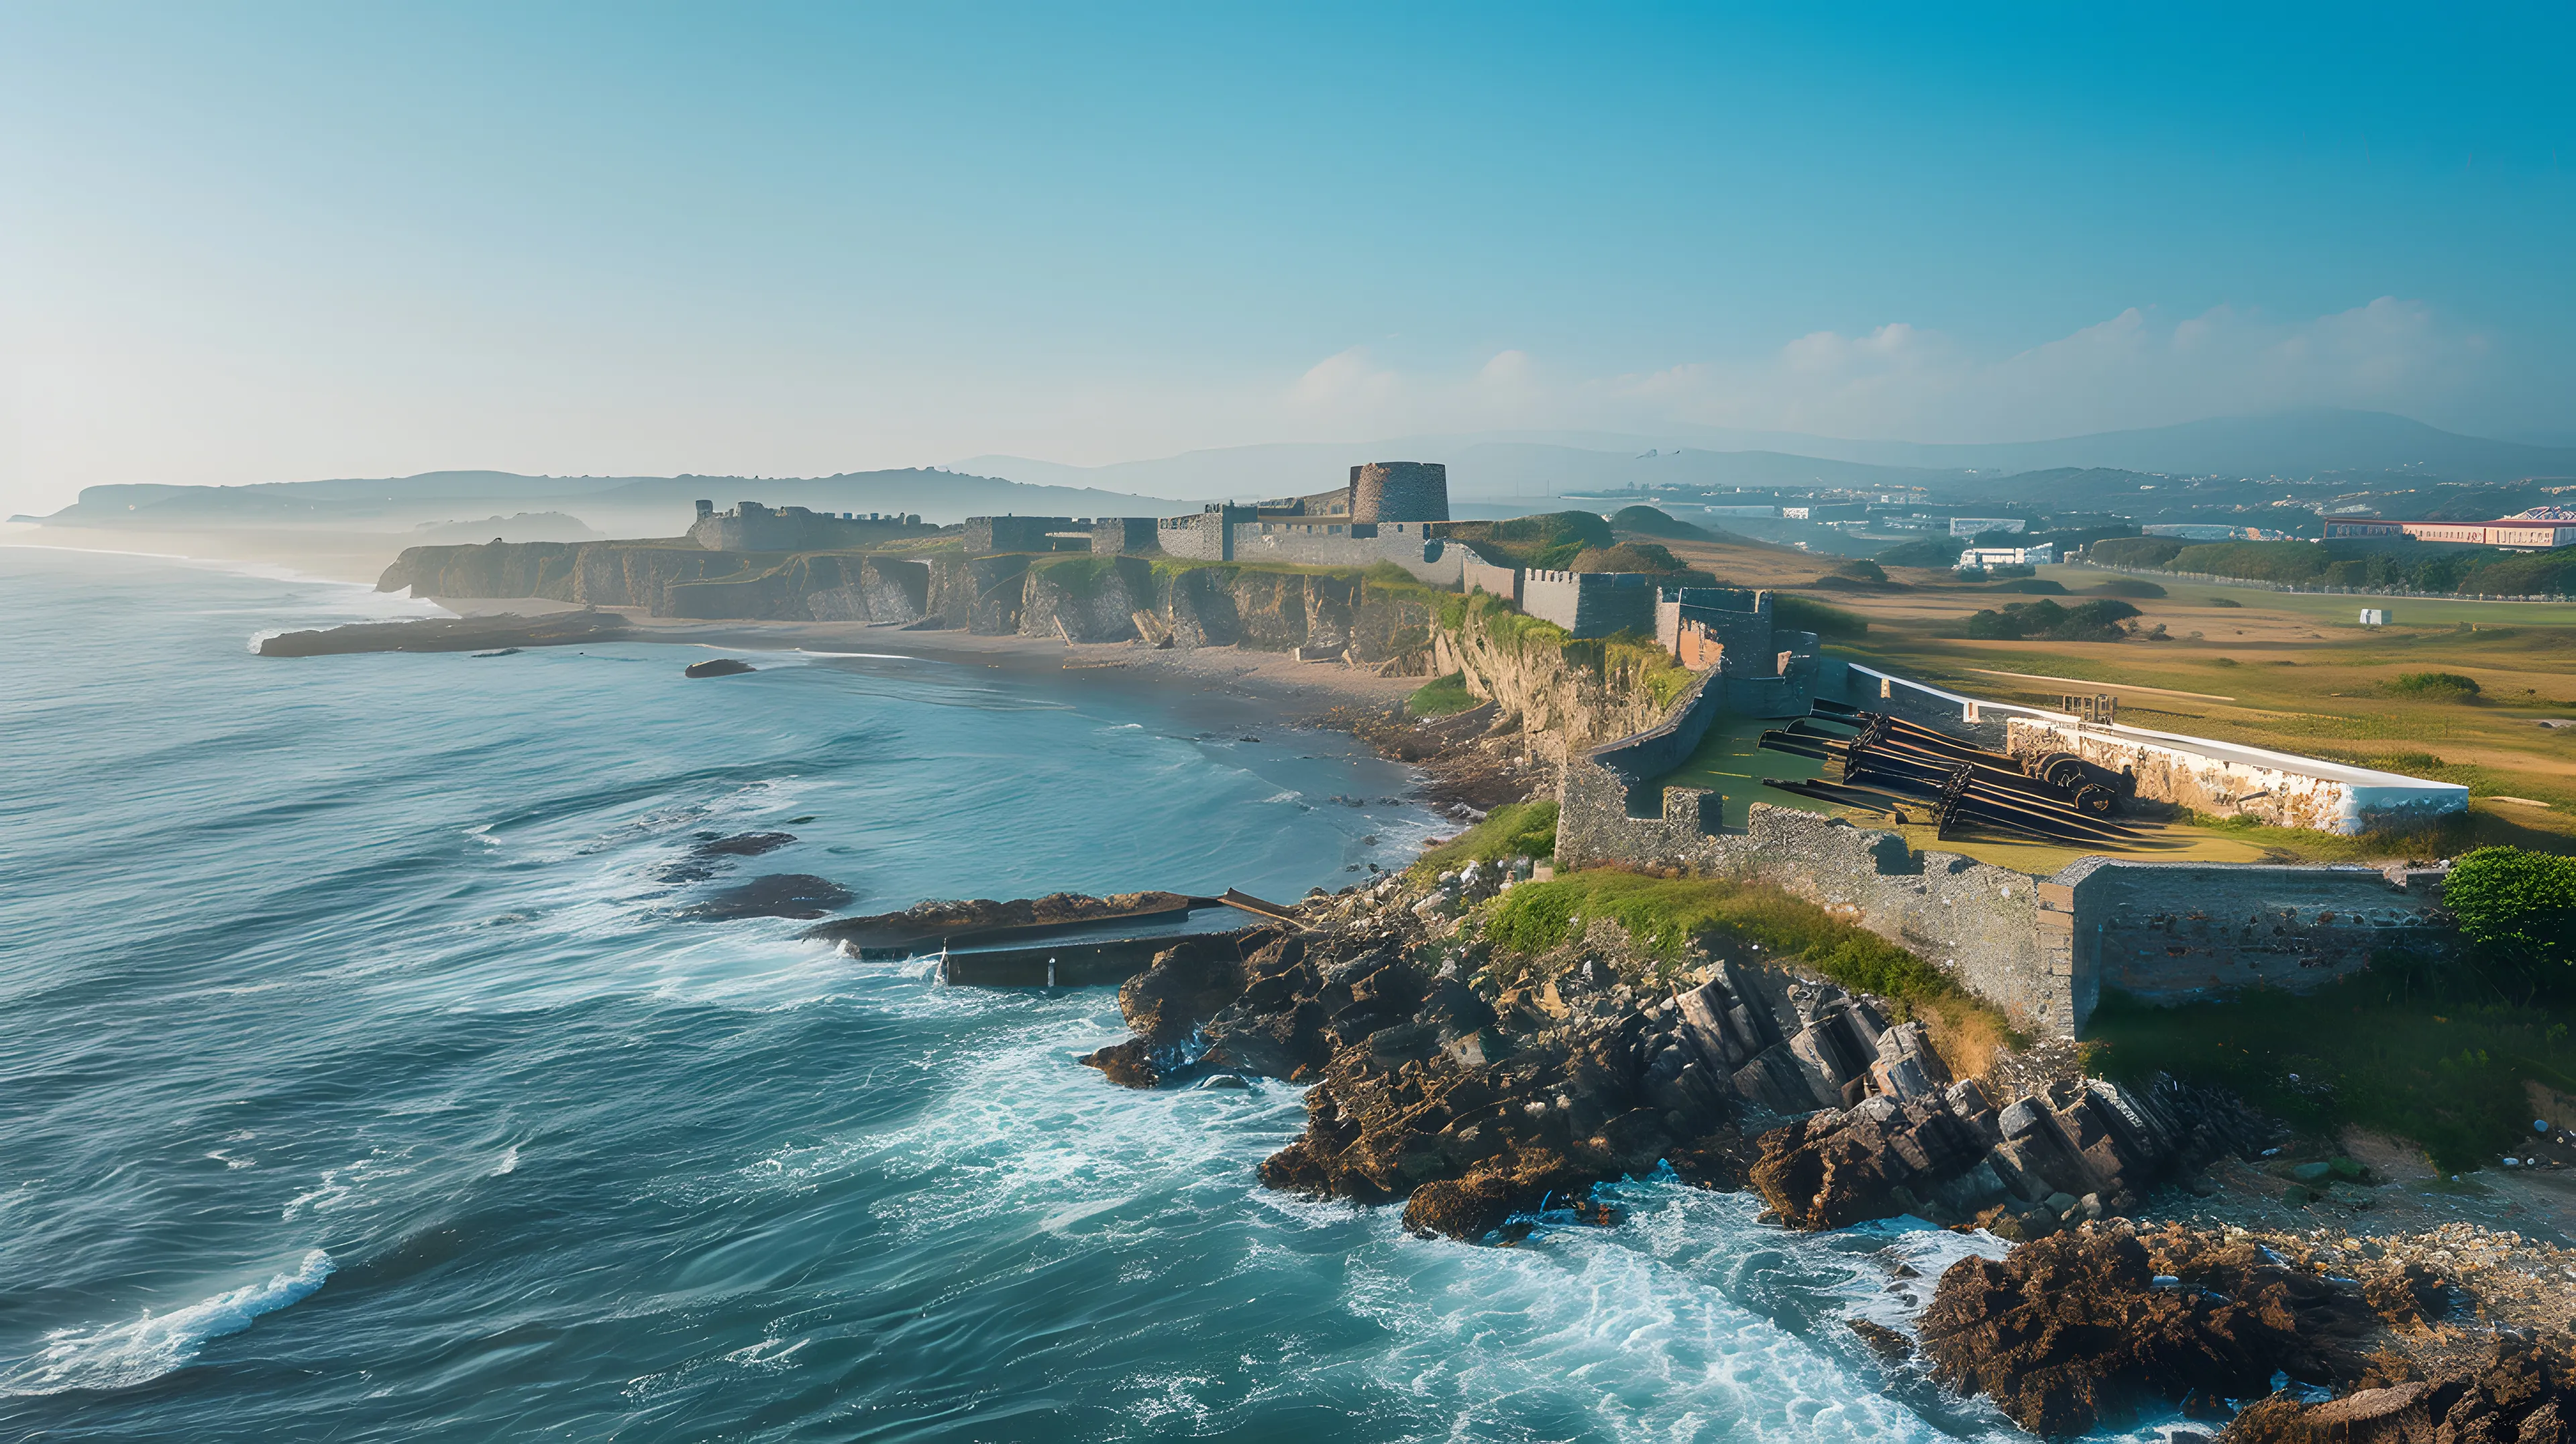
xmin=984 ymin=462 xmax=1462 ymax=582
xmin=1521 ymin=570 xmax=1659 ymax=638
xmin=690 ymin=499 xmax=931 ymax=552
xmin=1554 ymin=660 xmax=2457 ymax=1037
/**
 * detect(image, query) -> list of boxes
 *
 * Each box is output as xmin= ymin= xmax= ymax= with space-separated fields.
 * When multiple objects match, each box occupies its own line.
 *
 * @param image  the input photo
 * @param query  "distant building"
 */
xmin=689 ymin=500 xmax=931 ymax=552
xmin=1949 ymin=517 xmax=2028 ymax=537
xmin=1958 ymin=544 xmax=2055 ymax=569
xmin=2359 ymin=608 xmax=2390 ymax=626
xmin=969 ymin=460 xmax=1462 ymax=583
xmin=2323 ymin=509 xmax=2576 ymax=549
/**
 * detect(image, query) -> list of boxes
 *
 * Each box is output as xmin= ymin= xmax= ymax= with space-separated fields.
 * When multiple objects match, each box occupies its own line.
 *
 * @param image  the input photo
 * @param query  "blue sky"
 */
xmin=2 ymin=3 xmax=2569 ymax=507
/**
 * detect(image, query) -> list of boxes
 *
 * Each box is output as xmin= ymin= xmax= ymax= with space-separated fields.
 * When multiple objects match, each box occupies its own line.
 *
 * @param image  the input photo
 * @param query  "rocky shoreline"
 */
xmin=859 ymin=842 xmax=2576 ymax=1437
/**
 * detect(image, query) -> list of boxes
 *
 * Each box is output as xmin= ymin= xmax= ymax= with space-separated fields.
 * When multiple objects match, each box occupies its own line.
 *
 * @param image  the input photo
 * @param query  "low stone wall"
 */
xmin=2055 ymin=857 xmax=2450 ymax=1011
xmin=1557 ymin=774 xmax=2456 ymax=1037
xmin=1462 ymin=556 xmax=1521 ymax=603
xmin=1522 ymin=570 xmax=1659 ymax=639
xmin=1227 ymin=521 xmax=1466 ymax=584
xmin=2004 ymin=717 xmax=2469 ymax=835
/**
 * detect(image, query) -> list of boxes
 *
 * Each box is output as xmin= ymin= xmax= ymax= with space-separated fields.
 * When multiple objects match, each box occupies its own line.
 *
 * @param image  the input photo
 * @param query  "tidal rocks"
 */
xmin=257 ymin=609 xmax=629 ymax=657
xmin=692 ymin=831 xmax=796 ymax=859
xmin=683 ymin=658 xmax=755 ymax=678
xmin=1918 ymin=1223 xmax=2382 ymax=1437
xmin=2227 ymin=1336 xmax=2576 ymax=1444
xmin=679 ymin=873 xmax=853 ymax=921
xmin=1752 ymin=1071 xmax=2269 ymax=1233
xmin=803 ymin=890 xmax=1195 ymax=958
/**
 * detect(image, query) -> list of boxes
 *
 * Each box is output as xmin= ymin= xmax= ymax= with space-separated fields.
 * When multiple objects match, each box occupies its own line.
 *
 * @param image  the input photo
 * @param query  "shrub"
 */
xmin=2445 ymin=847 xmax=2576 ymax=970
xmin=1831 ymin=558 xmax=1888 ymax=582
xmin=2208 ymin=596 xmax=2243 ymax=607
xmin=2384 ymin=672 xmax=2483 ymax=701
xmin=2088 ymin=537 xmax=2188 ymax=569
xmin=2092 ymin=578 xmax=2167 ymax=599
xmin=1964 ymin=598 xmax=2139 ymax=641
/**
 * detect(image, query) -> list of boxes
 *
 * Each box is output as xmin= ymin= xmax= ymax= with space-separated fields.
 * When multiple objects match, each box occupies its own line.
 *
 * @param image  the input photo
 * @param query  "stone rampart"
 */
xmin=2004 ymin=717 xmax=2469 ymax=835
xmin=1462 ymin=556 xmax=1521 ymax=603
xmin=1558 ymin=758 xmax=2457 ymax=1037
xmin=1522 ymin=570 xmax=1659 ymax=638
xmin=1227 ymin=521 xmax=1464 ymax=584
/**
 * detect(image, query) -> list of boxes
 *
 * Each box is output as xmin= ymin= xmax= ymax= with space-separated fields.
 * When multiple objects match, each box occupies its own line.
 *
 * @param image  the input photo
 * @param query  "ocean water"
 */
xmin=0 ymin=547 xmax=2098 ymax=1441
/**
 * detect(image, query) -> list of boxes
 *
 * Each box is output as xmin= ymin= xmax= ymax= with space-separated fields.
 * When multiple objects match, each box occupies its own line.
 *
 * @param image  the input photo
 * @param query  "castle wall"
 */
xmin=1462 ymin=556 xmax=1521 ymax=603
xmin=1089 ymin=517 xmax=1161 ymax=556
xmin=965 ymin=516 xmax=1073 ymax=555
xmin=2003 ymin=717 xmax=2469 ymax=836
xmin=1226 ymin=521 xmax=1464 ymax=584
xmin=690 ymin=502 xmax=931 ymax=552
xmin=1523 ymin=570 xmax=1659 ymax=638
xmin=1557 ymin=754 xmax=2458 ymax=1037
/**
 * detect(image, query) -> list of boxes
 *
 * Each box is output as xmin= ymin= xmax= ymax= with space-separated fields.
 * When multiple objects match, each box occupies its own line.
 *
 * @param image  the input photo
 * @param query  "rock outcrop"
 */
xmin=1752 ymin=1072 xmax=2273 ymax=1233
xmin=256 ymin=609 xmax=630 ymax=657
xmin=1919 ymin=1223 xmax=2387 ymax=1437
xmin=2227 ymin=1336 xmax=2576 ymax=1444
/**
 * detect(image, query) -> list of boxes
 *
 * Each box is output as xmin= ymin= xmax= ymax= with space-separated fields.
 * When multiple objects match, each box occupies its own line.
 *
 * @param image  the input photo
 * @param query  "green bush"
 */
xmin=2088 ymin=537 xmax=2188 ymax=569
xmin=2384 ymin=672 xmax=2483 ymax=700
xmin=1832 ymin=558 xmax=1888 ymax=582
xmin=1404 ymin=672 xmax=1478 ymax=718
xmin=1963 ymin=598 xmax=2138 ymax=641
xmin=2446 ymin=847 xmax=2576 ymax=970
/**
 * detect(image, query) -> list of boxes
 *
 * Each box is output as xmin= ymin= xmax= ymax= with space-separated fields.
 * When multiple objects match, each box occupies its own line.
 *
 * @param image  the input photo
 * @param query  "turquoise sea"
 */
xmin=1 ymin=547 xmax=2084 ymax=1442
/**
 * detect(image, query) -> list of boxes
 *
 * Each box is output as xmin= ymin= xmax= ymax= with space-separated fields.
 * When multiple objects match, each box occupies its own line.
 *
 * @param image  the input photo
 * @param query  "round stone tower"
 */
xmin=1348 ymin=462 xmax=1450 ymax=523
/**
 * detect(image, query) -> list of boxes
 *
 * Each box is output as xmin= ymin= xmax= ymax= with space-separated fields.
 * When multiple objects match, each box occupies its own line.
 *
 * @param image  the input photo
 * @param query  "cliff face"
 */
xmin=1430 ymin=597 xmax=1684 ymax=754
xmin=378 ymin=541 xmax=1442 ymax=662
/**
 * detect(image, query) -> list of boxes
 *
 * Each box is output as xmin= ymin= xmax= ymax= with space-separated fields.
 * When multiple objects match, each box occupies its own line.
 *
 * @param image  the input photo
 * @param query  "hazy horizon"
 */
xmin=5 ymin=4 xmax=2570 ymax=515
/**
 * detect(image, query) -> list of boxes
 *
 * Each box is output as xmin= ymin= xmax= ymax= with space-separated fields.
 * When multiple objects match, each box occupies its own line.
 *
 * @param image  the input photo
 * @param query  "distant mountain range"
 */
xmin=959 ymin=410 xmax=2576 ymax=501
xmin=22 ymin=409 xmax=2573 ymax=540
xmin=28 ymin=468 xmax=1201 ymax=534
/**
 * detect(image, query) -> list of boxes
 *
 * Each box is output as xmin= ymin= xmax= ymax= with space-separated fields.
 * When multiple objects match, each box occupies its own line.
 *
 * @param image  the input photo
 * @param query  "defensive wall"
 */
xmin=1522 ymin=570 xmax=1659 ymax=638
xmin=689 ymin=500 xmax=931 ymax=552
xmin=1462 ymin=555 xmax=1521 ymax=603
xmin=1554 ymin=661 xmax=2459 ymax=1037
xmin=1229 ymin=519 xmax=1464 ymax=584
xmin=2003 ymin=717 xmax=2469 ymax=835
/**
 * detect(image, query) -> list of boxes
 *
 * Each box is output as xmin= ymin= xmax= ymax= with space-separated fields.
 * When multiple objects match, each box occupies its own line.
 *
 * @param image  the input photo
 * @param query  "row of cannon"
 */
xmin=1756 ymin=700 xmax=2143 ymax=846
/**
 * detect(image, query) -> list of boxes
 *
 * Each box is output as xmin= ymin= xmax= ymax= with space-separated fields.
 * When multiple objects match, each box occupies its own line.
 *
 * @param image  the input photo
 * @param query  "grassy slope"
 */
xmin=1481 ymin=870 xmax=2016 ymax=1076
xmin=2088 ymin=965 xmax=2576 ymax=1174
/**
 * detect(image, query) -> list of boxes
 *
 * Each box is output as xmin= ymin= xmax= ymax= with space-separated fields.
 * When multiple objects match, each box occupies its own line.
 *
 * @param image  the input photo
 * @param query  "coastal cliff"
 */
xmin=1430 ymin=590 xmax=1693 ymax=754
xmin=378 ymin=539 xmax=1444 ymax=662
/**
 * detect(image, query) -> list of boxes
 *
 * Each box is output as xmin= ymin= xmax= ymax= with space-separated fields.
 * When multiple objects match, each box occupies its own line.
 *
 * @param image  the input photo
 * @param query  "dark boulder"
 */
xmin=680 ymin=874 xmax=852 ymax=920
xmin=1917 ymin=1223 xmax=2379 ymax=1437
xmin=684 ymin=658 xmax=756 ymax=678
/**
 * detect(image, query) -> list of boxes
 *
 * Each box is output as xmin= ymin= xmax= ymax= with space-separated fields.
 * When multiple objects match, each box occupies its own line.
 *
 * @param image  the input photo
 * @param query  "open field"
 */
xmin=1640 ymin=529 xmax=2576 ymax=860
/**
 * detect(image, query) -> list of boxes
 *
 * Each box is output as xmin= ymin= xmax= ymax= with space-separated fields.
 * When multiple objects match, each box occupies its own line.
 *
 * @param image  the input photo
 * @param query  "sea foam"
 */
xmin=1 ymin=1250 xmax=335 ymax=1397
